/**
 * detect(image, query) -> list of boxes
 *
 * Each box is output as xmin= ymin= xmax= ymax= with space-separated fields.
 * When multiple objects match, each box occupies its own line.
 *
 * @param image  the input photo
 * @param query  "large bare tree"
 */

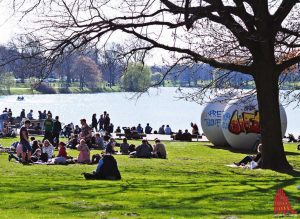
xmin=8 ymin=0 xmax=300 ymax=170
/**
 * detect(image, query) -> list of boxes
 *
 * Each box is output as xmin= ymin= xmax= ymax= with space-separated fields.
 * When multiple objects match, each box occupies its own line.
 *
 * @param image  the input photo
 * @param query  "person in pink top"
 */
xmin=77 ymin=139 xmax=90 ymax=164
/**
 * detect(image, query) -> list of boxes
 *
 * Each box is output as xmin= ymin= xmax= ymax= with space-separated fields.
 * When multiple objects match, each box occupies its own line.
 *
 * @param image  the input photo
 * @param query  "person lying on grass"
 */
xmin=83 ymin=154 xmax=121 ymax=180
xmin=234 ymin=144 xmax=262 ymax=168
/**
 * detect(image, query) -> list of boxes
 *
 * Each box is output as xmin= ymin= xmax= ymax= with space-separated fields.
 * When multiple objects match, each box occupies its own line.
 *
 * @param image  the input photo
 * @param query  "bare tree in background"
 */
xmin=1 ymin=36 xmax=49 ymax=82
xmin=98 ymin=43 xmax=125 ymax=88
xmin=6 ymin=0 xmax=300 ymax=171
xmin=71 ymin=56 xmax=101 ymax=90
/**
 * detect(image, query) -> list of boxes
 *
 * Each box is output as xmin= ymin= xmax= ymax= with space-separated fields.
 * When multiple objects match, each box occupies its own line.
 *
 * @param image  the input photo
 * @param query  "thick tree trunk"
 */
xmin=254 ymin=65 xmax=292 ymax=171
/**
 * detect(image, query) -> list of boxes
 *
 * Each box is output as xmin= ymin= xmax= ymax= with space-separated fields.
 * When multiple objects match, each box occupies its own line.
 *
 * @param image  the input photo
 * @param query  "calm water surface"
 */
xmin=0 ymin=87 xmax=299 ymax=135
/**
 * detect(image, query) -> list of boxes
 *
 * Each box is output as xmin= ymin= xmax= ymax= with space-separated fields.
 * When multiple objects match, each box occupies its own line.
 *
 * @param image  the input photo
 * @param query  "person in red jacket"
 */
xmin=53 ymin=142 xmax=68 ymax=164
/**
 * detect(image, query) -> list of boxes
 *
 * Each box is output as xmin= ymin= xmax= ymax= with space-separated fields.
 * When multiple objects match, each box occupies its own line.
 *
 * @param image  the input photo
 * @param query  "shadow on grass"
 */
xmin=205 ymin=144 xmax=255 ymax=155
xmin=285 ymin=151 xmax=300 ymax=156
xmin=1 ymin=170 xmax=299 ymax=218
xmin=277 ymin=169 xmax=300 ymax=177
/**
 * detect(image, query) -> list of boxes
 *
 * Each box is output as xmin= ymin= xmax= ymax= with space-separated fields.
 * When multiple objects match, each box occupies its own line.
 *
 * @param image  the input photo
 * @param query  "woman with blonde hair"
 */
xmin=77 ymin=139 xmax=90 ymax=164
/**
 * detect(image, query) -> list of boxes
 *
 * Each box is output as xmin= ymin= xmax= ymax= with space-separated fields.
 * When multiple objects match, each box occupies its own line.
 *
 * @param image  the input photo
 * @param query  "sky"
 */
xmin=0 ymin=5 xmax=18 ymax=44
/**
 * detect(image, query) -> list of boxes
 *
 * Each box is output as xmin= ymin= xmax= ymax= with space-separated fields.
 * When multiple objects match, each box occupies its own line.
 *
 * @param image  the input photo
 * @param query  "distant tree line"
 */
xmin=0 ymin=37 xmax=299 ymax=93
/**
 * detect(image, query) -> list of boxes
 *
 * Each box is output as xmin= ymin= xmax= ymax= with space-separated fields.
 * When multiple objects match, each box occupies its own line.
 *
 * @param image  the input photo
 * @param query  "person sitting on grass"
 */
xmin=67 ymin=134 xmax=78 ymax=149
xmin=30 ymin=137 xmax=36 ymax=144
xmin=32 ymin=149 xmax=42 ymax=162
xmin=52 ymin=142 xmax=68 ymax=164
xmin=77 ymin=139 xmax=90 ymax=164
xmin=128 ymin=144 xmax=136 ymax=153
xmin=41 ymin=139 xmax=54 ymax=162
xmin=30 ymin=143 xmax=42 ymax=162
xmin=79 ymin=119 xmax=93 ymax=148
xmin=120 ymin=138 xmax=130 ymax=154
xmin=94 ymin=133 xmax=105 ymax=149
xmin=74 ymin=125 xmax=81 ymax=135
xmin=131 ymin=140 xmax=153 ymax=158
xmin=91 ymin=154 xmax=102 ymax=164
xmin=105 ymin=138 xmax=117 ymax=154
xmin=234 ymin=144 xmax=262 ymax=168
xmin=153 ymin=139 xmax=167 ymax=159
xmin=30 ymin=140 xmax=39 ymax=154
xmin=83 ymin=154 xmax=121 ymax=180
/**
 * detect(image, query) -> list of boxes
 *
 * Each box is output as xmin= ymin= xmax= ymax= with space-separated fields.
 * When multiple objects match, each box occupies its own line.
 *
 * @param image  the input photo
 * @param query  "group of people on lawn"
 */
xmin=10 ymin=117 xmax=167 ymax=179
xmin=14 ymin=118 xmax=167 ymax=163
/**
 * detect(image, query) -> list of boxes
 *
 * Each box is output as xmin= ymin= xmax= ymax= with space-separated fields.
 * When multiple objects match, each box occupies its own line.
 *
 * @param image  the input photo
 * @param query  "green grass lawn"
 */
xmin=0 ymin=138 xmax=299 ymax=219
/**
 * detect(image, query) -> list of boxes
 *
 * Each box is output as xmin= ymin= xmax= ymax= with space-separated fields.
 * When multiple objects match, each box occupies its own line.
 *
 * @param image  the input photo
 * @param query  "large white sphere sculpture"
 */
xmin=201 ymin=94 xmax=235 ymax=146
xmin=221 ymin=95 xmax=287 ymax=150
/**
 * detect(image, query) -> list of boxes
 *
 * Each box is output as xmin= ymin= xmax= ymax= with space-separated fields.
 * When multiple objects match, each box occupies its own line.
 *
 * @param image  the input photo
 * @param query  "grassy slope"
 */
xmin=0 ymin=138 xmax=299 ymax=219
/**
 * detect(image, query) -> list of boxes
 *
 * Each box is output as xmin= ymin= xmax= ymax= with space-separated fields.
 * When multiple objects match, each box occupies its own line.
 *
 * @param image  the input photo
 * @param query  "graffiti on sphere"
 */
xmin=228 ymin=110 xmax=260 ymax=135
xmin=204 ymin=110 xmax=223 ymax=127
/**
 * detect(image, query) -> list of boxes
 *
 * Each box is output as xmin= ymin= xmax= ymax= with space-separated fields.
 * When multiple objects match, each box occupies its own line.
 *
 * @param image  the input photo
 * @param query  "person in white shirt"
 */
xmin=42 ymin=139 xmax=54 ymax=159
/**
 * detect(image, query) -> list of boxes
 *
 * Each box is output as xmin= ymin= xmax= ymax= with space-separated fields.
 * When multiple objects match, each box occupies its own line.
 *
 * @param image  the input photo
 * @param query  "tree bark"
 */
xmin=254 ymin=64 xmax=292 ymax=171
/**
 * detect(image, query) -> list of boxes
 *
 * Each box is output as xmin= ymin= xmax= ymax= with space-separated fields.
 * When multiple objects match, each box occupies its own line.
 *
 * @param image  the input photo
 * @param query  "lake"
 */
xmin=0 ymin=87 xmax=299 ymax=135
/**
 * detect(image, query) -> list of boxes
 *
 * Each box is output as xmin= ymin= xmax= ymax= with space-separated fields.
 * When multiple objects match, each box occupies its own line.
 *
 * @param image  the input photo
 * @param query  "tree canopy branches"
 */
xmin=6 ymin=0 xmax=300 ymax=78
xmin=4 ymin=0 xmax=300 ymax=170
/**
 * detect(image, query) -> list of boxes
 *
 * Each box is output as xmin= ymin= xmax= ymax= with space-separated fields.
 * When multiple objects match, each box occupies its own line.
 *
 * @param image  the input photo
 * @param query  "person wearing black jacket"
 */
xmin=52 ymin=116 xmax=62 ymax=148
xmin=83 ymin=154 xmax=121 ymax=180
xmin=234 ymin=144 xmax=262 ymax=167
xmin=92 ymin=113 xmax=98 ymax=132
xmin=134 ymin=140 xmax=153 ymax=158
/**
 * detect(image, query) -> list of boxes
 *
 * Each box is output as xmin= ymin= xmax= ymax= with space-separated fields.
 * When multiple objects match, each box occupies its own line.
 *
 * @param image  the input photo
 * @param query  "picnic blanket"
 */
xmin=226 ymin=163 xmax=261 ymax=170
